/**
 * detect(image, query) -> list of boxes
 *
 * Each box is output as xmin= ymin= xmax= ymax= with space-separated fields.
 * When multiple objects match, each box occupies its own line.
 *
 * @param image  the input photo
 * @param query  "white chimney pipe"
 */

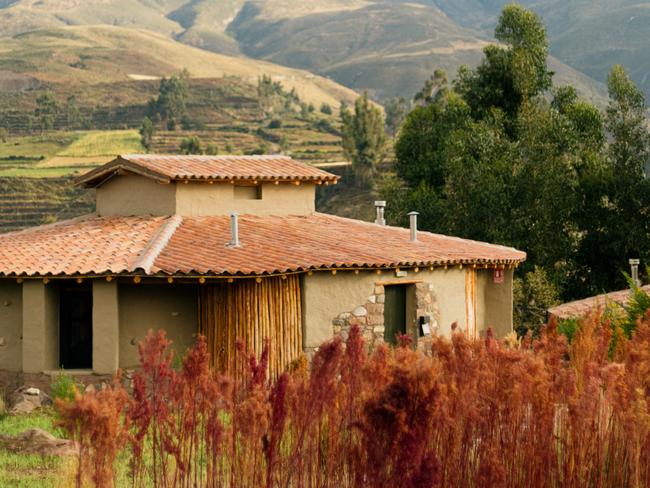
xmin=228 ymin=213 xmax=241 ymax=247
xmin=630 ymin=258 xmax=641 ymax=286
xmin=408 ymin=211 xmax=419 ymax=242
xmin=375 ymin=200 xmax=386 ymax=225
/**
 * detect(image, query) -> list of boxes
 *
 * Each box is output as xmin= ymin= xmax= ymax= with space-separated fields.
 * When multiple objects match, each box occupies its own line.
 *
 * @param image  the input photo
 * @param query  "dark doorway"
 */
xmin=384 ymin=285 xmax=407 ymax=345
xmin=59 ymin=283 xmax=93 ymax=369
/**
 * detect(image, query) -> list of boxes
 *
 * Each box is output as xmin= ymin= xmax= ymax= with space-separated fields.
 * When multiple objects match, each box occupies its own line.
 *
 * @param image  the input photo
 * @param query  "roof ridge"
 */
xmin=132 ymin=215 xmax=183 ymax=274
xmin=120 ymin=154 xmax=292 ymax=159
xmin=314 ymin=213 xmax=524 ymax=254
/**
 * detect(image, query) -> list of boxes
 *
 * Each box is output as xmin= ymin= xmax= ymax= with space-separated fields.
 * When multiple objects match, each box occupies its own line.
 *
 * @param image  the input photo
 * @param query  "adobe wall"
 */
xmin=96 ymin=174 xmax=176 ymax=216
xmin=96 ymin=175 xmax=317 ymax=217
xmin=0 ymin=280 xmax=22 ymax=372
xmin=175 ymin=181 xmax=316 ymax=216
xmin=118 ymin=284 xmax=198 ymax=368
xmin=301 ymin=267 xmax=514 ymax=352
xmin=477 ymin=268 xmax=514 ymax=337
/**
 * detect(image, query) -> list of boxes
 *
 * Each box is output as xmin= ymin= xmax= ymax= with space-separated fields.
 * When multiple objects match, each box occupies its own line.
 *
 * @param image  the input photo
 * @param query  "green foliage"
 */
xmin=205 ymin=142 xmax=219 ymax=156
xmin=50 ymin=369 xmax=78 ymax=403
xmin=341 ymin=92 xmax=386 ymax=188
xmin=64 ymin=95 xmax=85 ymax=130
xmin=320 ymin=102 xmax=333 ymax=115
xmin=139 ymin=117 xmax=154 ymax=151
xmin=384 ymin=96 xmax=409 ymax=137
xmin=606 ymin=65 xmax=650 ymax=178
xmin=179 ymin=135 xmax=201 ymax=155
xmin=620 ymin=271 xmax=650 ymax=338
xmin=557 ymin=317 xmax=580 ymax=343
xmin=454 ymin=5 xmax=551 ymax=126
xmin=513 ymin=267 xmax=560 ymax=337
xmin=150 ymin=69 xmax=189 ymax=131
xmin=395 ymin=92 xmax=470 ymax=190
xmin=268 ymin=118 xmax=282 ymax=129
xmin=414 ymin=69 xmax=448 ymax=106
xmin=257 ymin=75 xmax=300 ymax=115
xmin=391 ymin=3 xmax=650 ymax=304
xmin=34 ymin=92 xmax=59 ymax=132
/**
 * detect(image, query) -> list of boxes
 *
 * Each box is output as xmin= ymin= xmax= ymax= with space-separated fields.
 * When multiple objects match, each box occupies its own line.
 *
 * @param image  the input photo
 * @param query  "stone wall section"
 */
xmin=328 ymin=281 xmax=440 ymax=352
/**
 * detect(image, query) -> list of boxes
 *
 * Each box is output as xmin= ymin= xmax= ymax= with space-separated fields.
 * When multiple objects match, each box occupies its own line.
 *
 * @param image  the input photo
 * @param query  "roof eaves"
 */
xmin=75 ymin=156 xmax=172 ymax=187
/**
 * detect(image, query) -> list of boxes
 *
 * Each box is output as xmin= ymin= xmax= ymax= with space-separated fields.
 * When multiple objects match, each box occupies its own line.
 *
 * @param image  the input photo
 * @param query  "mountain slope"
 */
xmin=228 ymin=0 xmax=606 ymax=101
xmin=0 ymin=0 xmax=637 ymax=102
xmin=0 ymin=25 xmax=358 ymax=107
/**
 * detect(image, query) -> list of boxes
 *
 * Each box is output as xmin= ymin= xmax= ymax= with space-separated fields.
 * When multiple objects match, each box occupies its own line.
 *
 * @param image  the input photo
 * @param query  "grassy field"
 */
xmin=0 ymin=131 xmax=143 ymax=177
xmin=57 ymin=130 xmax=143 ymax=157
xmin=0 ymin=411 xmax=74 ymax=487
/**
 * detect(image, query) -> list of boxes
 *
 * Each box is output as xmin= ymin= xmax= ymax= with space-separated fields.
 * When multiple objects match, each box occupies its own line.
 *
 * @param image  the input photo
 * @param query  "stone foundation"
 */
xmin=0 ymin=370 xmax=114 ymax=396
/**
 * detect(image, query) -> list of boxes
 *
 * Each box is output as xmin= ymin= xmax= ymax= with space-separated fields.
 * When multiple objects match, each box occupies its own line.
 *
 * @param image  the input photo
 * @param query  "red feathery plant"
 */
xmin=57 ymin=312 xmax=650 ymax=487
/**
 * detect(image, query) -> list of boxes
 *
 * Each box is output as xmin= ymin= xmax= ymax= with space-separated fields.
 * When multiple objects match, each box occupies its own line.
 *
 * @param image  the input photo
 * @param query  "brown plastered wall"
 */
xmin=175 ymin=181 xmax=316 ymax=216
xmin=22 ymin=280 xmax=59 ymax=373
xmin=0 ymin=280 xmax=22 ymax=372
xmin=96 ymin=175 xmax=318 ymax=217
xmin=96 ymin=174 xmax=176 ymax=216
xmin=302 ymin=266 xmax=515 ymax=351
xmin=118 ymin=284 xmax=198 ymax=369
xmin=476 ymin=268 xmax=514 ymax=337
xmin=301 ymin=268 xmax=472 ymax=349
xmin=93 ymin=280 xmax=119 ymax=375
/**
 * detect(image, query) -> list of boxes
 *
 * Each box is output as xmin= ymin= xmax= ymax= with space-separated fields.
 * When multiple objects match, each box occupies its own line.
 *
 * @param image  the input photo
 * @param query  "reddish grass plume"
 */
xmin=57 ymin=313 xmax=650 ymax=487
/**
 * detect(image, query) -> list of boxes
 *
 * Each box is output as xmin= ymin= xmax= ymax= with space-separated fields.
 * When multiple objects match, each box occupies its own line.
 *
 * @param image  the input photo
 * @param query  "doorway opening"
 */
xmin=59 ymin=282 xmax=93 ymax=369
xmin=383 ymin=284 xmax=416 ymax=345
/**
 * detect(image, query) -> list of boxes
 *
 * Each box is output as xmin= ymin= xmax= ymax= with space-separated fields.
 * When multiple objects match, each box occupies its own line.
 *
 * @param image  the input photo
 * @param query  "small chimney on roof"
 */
xmin=629 ymin=258 xmax=641 ymax=286
xmin=408 ymin=211 xmax=419 ymax=242
xmin=228 ymin=213 xmax=241 ymax=247
xmin=374 ymin=200 xmax=386 ymax=225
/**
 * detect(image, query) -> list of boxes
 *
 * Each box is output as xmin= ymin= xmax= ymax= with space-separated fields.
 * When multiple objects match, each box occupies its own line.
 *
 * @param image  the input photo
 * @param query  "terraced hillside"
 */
xmin=0 ymin=80 xmax=348 ymax=230
xmin=0 ymin=178 xmax=93 ymax=233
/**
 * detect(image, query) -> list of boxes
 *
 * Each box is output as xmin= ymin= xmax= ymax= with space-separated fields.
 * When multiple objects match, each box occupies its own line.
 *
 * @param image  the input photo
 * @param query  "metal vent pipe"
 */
xmin=408 ymin=211 xmax=419 ymax=242
xmin=630 ymin=258 xmax=641 ymax=286
xmin=229 ymin=213 xmax=241 ymax=247
xmin=375 ymin=200 xmax=386 ymax=225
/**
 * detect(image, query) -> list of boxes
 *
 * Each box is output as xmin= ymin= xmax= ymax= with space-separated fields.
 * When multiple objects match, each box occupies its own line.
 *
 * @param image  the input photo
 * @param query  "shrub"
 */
xmin=58 ymin=318 xmax=650 ymax=487
xmin=320 ymin=103 xmax=333 ymax=115
xmin=179 ymin=136 xmax=201 ymax=155
xmin=267 ymin=118 xmax=282 ymax=129
xmin=50 ymin=369 xmax=79 ymax=403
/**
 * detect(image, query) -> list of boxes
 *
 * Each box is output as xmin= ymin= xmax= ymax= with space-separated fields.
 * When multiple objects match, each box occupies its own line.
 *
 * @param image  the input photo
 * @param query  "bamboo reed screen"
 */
xmin=198 ymin=275 xmax=303 ymax=378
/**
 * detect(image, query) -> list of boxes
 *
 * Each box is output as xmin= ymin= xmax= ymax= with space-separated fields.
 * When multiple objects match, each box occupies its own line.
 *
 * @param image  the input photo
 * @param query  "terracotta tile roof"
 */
xmin=548 ymin=285 xmax=650 ymax=320
xmin=0 ymin=216 xmax=169 ymax=276
xmin=0 ymin=213 xmax=525 ymax=277
xmin=76 ymin=155 xmax=339 ymax=187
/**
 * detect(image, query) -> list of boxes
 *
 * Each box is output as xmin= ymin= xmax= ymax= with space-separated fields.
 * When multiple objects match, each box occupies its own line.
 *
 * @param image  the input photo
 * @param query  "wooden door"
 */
xmin=198 ymin=275 xmax=303 ymax=378
xmin=384 ymin=285 xmax=407 ymax=345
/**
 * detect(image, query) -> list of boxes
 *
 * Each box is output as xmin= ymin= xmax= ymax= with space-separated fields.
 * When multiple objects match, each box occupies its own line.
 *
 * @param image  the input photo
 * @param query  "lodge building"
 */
xmin=0 ymin=155 xmax=525 ymax=383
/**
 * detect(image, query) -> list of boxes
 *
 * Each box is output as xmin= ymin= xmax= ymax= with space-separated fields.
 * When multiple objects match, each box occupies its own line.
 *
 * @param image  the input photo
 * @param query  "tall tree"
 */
xmin=454 ymin=4 xmax=551 ymax=125
xmin=606 ymin=65 xmax=650 ymax=178
xmin=154 ymin=69 xmax=189 ymax=130
xmin=384 ymin=3 xmax=650 ymax=326
xmin=384 ymin=97 xmax=409 ymax=137
xmin=139 ymin=117 xmax=155 ymax=152
xmin=34 ymin=92 xmax=59 ymax=132
xmin=341 ymin=93 xmax=386 ymax=187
